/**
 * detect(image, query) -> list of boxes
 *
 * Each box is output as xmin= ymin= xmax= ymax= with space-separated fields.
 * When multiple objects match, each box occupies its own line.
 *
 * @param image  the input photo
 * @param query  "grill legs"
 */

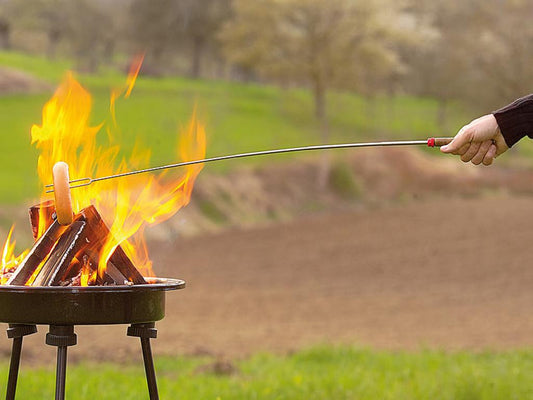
xmin=4 ymin=323 xmax=160 ymax=400
xmin=46 ymin=325 xmax=77 ymax=400
xmin=128 ymin=323 xmax=159 ymax=400
xmin=5 ymin=324 xmax=37 ymax=400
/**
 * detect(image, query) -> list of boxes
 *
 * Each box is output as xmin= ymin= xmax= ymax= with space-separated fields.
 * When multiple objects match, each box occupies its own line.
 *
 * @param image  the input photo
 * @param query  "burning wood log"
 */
xmin=7 ymin=221 xmax=67 ymax=285
xmin=8 ymin=203 xmax=146 ymax=286
xmin=32 ymin=220 xmax=88 ymax=286
xmin=78 ymin=205 xmax=146 ymax=285
xmin=29 ymin=200 xmax=55 ymax=240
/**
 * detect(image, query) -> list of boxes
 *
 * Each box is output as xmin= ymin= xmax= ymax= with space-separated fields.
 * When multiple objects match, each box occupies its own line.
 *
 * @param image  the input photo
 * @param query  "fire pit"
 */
xmin=0 ymin=58 xmax=205 ymax=400
xmin=0 ymin=201 xmax=186 ymax=400
xmin=0 ymin=278 xmax=185 ymax=400
xmin=0 ymin=121 xmax=199 ymax=400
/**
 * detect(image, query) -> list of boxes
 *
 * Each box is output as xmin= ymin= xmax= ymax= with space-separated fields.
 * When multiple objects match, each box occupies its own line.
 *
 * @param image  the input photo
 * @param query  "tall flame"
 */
xmin=98 ymin=108 xmax=205 ymax=277
xmin=17 ymin=60 xmax=206 ymax=279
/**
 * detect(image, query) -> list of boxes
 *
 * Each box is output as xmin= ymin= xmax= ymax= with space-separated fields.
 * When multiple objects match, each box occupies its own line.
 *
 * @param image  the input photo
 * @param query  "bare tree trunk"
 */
xmin=387 ymin=95 xmax=396 ymax=131
xmin=314 ymin=80 xmax=330 ymax=190
xmin=215 ymin=55 xmax=226 ymax=79
xmin=0 ymin=19 xmax=10 ymax=50
xmin=190 ymin=36 xmax=205 ymax=79
xmin=103 ymin=39 xmax=115 ymax=65
xmin=144 ymin=45 xmax=166 ymax=76
xmin=365 ymin=95 xmax=377 ymax=135
xmin=437 ymin=98 xmax=448 ymax=135
xmin=47 ymin=28 xmax=62 ymax=59
xmin=386 ymin=82 xmax=397 ymax=132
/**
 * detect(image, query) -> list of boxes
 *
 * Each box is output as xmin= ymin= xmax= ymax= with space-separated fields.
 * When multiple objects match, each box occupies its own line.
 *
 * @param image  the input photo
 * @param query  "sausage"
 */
xmin=52 ymin=162 xmax=74 ymax=225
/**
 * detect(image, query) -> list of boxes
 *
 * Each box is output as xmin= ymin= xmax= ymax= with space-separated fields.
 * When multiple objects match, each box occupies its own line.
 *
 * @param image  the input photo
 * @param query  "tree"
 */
xmin=64 ymin=0 xmax=116 ymax=72
xmin=402 ymin=0 xmax=490 ymax=129
xmin=128 ymin=0 xmax=231 ymax=77
xmin=33 ymin=0 xmax=72 ymax=59
xmin=175 ymin=0 xmax=231 ymax=78
xmin=221 ymin=0 xmax=414 ymax=185
xmin=6 ymin=0 xmax=73 ymax=58
xmin=400 ymin=0 xmax=533 ymax=127
xmin=0 ymin=0 xmax=11 ymax=49
xmin=466 ymin=0 xmax=533 ymax=110
xmin=128 ymin=0 xmax=176 ymax=73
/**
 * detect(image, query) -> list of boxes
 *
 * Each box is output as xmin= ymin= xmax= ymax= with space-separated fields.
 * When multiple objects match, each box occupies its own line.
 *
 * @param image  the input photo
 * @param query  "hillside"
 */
xmin=0 ymin=51 xmax=473 ymax=204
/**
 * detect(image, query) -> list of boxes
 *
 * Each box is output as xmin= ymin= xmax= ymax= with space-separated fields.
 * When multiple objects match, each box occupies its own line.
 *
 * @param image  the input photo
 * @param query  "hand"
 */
xmin=440 ymin=114 xmax=509 ymax=166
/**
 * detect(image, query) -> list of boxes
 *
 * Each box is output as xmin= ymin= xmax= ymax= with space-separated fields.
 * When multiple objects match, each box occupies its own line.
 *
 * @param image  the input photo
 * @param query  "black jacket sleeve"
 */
xmin=493 ymin=94 xmax=533 ymax=147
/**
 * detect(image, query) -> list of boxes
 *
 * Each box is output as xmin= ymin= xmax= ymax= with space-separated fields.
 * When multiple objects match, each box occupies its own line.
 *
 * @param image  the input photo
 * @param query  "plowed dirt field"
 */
xmin=3 ymin=196 xmax=533 ymax=363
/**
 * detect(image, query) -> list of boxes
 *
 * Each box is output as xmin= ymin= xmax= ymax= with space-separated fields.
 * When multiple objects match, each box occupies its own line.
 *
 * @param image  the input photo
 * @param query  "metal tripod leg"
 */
xmin=5 ymin=324 xmax=37 ymax=400
xmin=127 ymin=323 xmax=158 ymax=400
xmin=46 ymin=325 xmax=77 ymax=400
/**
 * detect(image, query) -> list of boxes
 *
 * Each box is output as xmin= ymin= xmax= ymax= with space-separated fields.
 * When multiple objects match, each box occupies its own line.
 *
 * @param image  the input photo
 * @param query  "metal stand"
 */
xmin=45 ymin=325 xmax=77 ymax=400
xmin=127 ymin=323 xmax=159 ymax=400
xmin=5 ymin=324 xmax=37 ymax=400
xmin=4 ymin=323 xmax=159 ymax=399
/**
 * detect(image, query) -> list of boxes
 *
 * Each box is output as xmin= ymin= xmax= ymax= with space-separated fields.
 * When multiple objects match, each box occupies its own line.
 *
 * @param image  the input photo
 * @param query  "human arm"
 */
xmin=440 ymin=94 xmax=533 ymax=165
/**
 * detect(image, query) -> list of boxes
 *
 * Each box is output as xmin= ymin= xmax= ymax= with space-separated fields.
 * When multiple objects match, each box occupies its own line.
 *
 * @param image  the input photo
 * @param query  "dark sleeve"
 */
xmin=492 ymin=94 xmax=533 ymax=147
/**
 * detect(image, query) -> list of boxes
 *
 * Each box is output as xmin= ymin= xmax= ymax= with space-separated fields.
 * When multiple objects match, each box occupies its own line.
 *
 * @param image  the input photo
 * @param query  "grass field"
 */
xmin=0 ymin=51 xmax=473 ymax=204
xmin=1 ymin=346 xmax=532 ymax=399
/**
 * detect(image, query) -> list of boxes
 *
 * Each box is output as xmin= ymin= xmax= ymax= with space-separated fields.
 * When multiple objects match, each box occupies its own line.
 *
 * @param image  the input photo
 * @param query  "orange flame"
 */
xmin=98 ymin=110 xmax=205 ymax=278
xmin=24 ymin=59 xmax=205 ymax=281
xmin=37 ymin=204 xmax=49 ymax=239
xmin=124 ymin=54 xmax=144 ymax=98
xmin=80 ymin=258 xmax=97 ymax=287
xmin=25 ymin=258 xmax=45 ymax=286
xmin=0 ymin=226 xmax=29 ymax=284
xmin=111 ymin=53 xmax=144 ymax=126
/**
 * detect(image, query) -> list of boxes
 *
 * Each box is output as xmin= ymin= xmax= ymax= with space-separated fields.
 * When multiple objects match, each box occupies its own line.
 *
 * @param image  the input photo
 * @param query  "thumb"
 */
xmin=440 ymin=128 xmax=473 ymax=153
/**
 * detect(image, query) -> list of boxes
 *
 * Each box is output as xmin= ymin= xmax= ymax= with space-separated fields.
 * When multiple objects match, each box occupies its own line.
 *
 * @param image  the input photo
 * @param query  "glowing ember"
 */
xmin=0 ymin=58 xmax=206 ymax=285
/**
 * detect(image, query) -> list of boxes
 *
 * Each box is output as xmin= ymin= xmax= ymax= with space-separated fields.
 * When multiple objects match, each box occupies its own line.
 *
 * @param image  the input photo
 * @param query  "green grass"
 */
xmin=0 ymin=51 xmax=473 ymax=204
xmin=1 ymin=346 xmax=532 ymax=399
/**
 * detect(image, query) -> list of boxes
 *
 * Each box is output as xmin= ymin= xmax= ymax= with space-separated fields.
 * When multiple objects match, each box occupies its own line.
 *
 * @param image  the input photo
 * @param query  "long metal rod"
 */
xmin=44 ymin=139 xmax=432 ymax=193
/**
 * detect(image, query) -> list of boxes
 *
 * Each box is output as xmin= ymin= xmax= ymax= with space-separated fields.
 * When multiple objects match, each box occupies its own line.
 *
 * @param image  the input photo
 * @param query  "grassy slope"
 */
xmin=0 ymin=51 xmax=471 ymax=204
xmin=2 ymin=346 xmax=532 ymax=399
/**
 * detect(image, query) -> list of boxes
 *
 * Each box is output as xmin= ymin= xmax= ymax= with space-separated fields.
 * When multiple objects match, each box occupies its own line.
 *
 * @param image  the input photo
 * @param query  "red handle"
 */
xmin=427 ymin=137 xmax=453 ymax=147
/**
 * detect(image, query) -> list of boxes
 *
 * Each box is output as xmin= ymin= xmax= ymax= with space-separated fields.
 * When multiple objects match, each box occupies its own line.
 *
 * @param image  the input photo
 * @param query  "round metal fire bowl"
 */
xmin=0 ymin=278 xmax=184 ymax=325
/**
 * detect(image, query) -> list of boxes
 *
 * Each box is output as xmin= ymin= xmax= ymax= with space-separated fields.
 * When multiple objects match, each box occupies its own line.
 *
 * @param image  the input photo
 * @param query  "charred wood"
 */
xmin=7 ymin=220 xmax=67 ymax=286
xmin=32 ymin=221 xmax=87 ymax=286
xmin=29 ymin=200 xmax=56 ymax=240
xmin=8 ymin=203 xmax=146 ymax=286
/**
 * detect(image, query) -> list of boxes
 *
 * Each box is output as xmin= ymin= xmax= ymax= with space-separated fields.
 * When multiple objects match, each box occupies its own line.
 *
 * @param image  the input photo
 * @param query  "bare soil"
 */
xmin=4 ymin=195 xmax=533 ymax=364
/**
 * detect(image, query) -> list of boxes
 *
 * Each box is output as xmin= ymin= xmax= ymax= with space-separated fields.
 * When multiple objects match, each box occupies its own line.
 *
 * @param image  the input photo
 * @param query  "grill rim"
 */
xmin=0 ymin=277 xmax=184 ymax=292
xmin=0 ymin=277 xmax=185 ymax=325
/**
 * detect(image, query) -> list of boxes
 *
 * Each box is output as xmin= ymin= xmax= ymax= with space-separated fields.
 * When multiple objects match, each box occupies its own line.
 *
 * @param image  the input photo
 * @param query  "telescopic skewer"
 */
xmin=44 ymin=137 xmax=452 ymax=193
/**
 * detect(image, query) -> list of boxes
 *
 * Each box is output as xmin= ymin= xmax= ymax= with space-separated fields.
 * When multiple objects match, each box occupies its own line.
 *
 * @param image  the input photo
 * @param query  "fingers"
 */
xmin=471 ymin=140 xmax=492 ymax=165
xmin=443 ymin=138 xmax=497 ymax=166
xmin=455 ymin=143 xmax=470 ymax=156
xmin=460 ymin=141 xmax=481 ymax=162
xmin=440 ymin=126 xmax=473 ymax=154
xmin=482 ymin=144 xmax=497 ymax=166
